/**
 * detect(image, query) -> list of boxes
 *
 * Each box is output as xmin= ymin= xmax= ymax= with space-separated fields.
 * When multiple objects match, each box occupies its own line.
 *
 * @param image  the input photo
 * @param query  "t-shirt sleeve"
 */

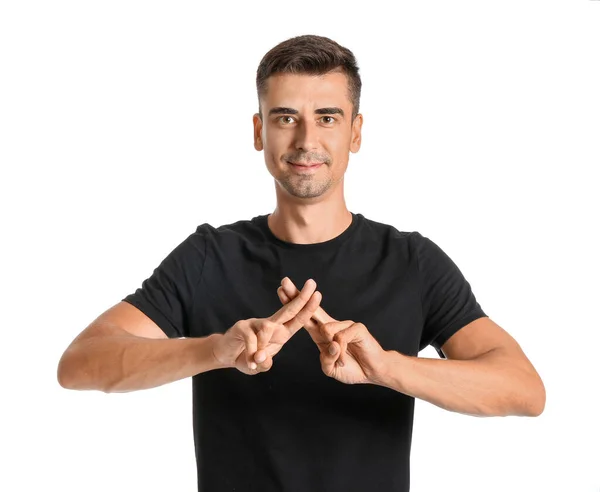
xmin=414 ymin=232 xmax=487 ymax=358
xmin=121 ymin=224 xmax=209 ymax=339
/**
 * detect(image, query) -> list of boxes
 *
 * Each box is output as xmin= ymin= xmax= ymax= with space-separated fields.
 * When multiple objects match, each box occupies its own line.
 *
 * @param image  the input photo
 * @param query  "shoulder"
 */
xmin=193 ymin=214 xmax=269 ymax=248
xmin=358 ymin=215 xmax=429 ymax=260
xmin=359 ymin=214 xmax=419 ymax=242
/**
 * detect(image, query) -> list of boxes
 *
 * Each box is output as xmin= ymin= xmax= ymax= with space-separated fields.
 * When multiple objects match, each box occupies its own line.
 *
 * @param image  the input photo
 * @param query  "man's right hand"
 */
xmin=211 ymin=279 xmax=322 ymax=375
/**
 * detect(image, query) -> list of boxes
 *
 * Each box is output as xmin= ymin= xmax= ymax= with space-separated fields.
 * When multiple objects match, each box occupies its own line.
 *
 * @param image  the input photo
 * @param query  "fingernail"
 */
xmin=256 ymin=352 xmax=266 ymax=363
xmin=328 ymin=344 xmax=336 ymax=355
xmin=249 ymin=362 xmax=257 ymax=370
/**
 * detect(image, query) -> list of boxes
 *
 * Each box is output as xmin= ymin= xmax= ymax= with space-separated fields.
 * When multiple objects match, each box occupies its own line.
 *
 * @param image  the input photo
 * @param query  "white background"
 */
xmin=1 ymin=1 xmax=599 ymax=491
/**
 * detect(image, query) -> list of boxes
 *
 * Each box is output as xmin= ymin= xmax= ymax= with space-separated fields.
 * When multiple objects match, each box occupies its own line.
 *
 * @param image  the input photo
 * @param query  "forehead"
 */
xmin=263 ymin=71 xmax=351 ymax=109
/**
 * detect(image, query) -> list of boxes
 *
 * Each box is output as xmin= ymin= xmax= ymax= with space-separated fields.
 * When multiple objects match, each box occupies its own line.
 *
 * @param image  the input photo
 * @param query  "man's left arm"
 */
xmin=277 ymin=277 xmax=546 ymax=418
xmin=374 ymin=316 xmax=546 ymax=417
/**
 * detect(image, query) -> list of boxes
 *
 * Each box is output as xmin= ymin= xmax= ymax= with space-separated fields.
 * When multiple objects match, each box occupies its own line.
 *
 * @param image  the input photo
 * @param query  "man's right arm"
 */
xmin=56 ymin=301 xmax=226 ymax=393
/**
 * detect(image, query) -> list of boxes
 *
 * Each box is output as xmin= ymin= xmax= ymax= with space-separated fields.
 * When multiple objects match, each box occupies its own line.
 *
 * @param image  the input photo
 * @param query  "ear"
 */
xmin=350 ymin=113 xmax=363 ymax=153
xmin=253 ymin=113 xmax=264 ymax=151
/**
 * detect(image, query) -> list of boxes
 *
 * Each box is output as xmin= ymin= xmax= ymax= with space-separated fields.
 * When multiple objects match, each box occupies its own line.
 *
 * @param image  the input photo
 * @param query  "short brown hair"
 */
xmin=256 ymin=34 xmax=362 ymax=122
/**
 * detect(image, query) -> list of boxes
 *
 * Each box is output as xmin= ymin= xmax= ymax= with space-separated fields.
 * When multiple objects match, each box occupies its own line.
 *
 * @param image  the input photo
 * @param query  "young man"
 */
xmin=57 ymin=34 xmax=545 ymax=492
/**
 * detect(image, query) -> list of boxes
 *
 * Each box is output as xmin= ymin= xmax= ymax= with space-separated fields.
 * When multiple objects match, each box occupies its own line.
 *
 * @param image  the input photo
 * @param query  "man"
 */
xmin=57 ymin=34 xmax=545 ymax=492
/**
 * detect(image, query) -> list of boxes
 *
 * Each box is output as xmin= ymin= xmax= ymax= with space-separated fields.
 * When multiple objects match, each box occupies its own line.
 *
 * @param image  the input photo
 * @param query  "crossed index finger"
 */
xmin=270 ymin=278 xmax=317 ymax=325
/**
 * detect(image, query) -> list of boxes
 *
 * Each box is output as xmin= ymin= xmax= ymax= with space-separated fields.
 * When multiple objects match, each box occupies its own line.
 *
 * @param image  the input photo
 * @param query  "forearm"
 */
xmin=375 ymin=348 xmax=545 ymax=417
xmin=58 ymin=333 xmax=226 ymax=393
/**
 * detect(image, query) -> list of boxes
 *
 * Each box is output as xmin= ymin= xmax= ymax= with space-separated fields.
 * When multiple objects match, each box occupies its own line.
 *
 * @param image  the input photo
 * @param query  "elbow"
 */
xmin=514 ymin=361 xmax=546 ymax=417
xmin=56 ymin=349 xmax=109 ymax=393
xmin=519 ymin=375 xmax=546 ymax=417
xmin=493 ymin=375 xmax=546 ymax=417
xmin=529 ymin=379 xmax=546 ymax=417
xmin=57 ymin=352 xmax=75 ymax=390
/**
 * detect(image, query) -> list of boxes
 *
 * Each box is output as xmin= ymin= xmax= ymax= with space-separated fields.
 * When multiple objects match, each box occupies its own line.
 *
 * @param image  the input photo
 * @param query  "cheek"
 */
xmin=327 ymin=133 xmax=350 ymax=155
xmin=266 ymin=127 xmax=290 ymax=145
xmin=266 ymin=150 xmax=278 ymax=168
xmin=264 ymin=132 xmax=288 ymax=159
xmin=328 ymin=141 xmax=349 ymax=164
xmin=265 ymin=149 xmax=285 ymax=173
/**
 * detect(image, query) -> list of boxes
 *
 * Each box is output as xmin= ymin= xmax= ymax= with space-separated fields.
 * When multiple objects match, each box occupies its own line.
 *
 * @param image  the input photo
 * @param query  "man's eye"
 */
xmin=277 ymin=116 xmax=335 ymax=125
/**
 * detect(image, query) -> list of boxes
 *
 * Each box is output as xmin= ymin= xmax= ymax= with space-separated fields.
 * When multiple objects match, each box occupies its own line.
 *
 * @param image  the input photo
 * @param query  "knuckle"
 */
xmin=240 ymin=319 xmax=254 ymax=333
xmin=258 ymin=325 xmax=271 ymax=339
xmin=246 ymin=331 xmax=257 ymax=344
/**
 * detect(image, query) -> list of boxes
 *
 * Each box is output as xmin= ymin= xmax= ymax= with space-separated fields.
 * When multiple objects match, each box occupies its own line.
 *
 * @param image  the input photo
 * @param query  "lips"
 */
xmin=287 ymin=161 xmax=324 ymax=167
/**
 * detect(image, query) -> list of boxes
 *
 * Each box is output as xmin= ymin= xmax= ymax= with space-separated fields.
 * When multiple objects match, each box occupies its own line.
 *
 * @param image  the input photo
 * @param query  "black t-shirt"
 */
xmin=122 ymin=212 xmax=487 ymax=492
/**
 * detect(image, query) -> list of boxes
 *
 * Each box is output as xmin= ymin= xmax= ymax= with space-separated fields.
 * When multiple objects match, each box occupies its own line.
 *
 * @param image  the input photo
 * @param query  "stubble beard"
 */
xmin=279 ymin=172 xmax=333 ymax=199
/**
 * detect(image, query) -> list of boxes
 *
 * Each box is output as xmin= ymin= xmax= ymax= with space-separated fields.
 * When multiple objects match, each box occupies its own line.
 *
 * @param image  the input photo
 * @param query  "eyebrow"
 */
xmin=268 ymin=107 xmax=345 ymax=118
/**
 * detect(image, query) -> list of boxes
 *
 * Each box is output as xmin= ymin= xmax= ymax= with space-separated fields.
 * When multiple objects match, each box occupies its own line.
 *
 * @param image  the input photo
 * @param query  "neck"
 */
xmin=268 ymin=186 xmax=352 ymax=245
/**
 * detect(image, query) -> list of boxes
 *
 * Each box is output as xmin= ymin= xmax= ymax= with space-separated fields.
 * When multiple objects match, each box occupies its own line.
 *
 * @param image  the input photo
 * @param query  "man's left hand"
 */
xmin=277 ymin=277 xmax=388 ymax=385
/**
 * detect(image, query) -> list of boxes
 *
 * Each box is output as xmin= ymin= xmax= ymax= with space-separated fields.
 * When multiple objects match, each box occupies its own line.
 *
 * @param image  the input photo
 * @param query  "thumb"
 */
xmin=322 ymin=340 xmax=342 ymax=374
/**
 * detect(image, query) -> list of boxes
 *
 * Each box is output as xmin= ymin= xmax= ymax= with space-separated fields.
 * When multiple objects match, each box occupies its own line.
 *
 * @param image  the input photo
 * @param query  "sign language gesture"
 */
xmin=276 ymin=277 xmax=388 ymax=385
xmin=212 ymin=279 xmax=322 ymax=375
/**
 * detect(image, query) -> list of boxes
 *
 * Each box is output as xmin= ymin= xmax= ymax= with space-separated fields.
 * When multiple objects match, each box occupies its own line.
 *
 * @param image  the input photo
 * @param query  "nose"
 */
xmin=294 ymin=119 xmax=319 ymax=152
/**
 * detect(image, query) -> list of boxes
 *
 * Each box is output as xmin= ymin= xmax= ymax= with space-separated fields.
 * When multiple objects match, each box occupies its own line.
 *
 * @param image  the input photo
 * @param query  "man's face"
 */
xmin=253 ymin=71 xmax=363 ymax=200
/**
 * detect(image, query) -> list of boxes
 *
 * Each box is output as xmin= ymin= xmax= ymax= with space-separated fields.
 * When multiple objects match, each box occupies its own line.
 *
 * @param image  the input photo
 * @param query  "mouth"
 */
xmin=287 ymin=161 xmax=324 ymax=169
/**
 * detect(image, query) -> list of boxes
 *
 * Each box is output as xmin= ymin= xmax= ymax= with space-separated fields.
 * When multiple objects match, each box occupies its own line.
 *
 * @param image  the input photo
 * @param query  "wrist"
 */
xmin=205 ymin=333 xmax=231 ymax=370
xmin=370 ymin=350 xmax=403 ymax=389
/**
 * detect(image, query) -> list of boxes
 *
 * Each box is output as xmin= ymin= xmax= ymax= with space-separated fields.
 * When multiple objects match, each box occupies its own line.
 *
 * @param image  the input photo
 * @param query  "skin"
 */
xmin=252 ymin=69 xmax=363 ymax=245
xmin=240 ymin=69 xmax=373 ymax=377
xmin=209 ymin=69 xmax=365 ymax=375
xmin=245 ymin=73 xmax=545 ymax=415
xmin=211 ymin=279 xmax=324 ymax=375
xmin=58 ymin=67 xmax=545 ymax=416
xmin=277 ymin=277 xmax=388 ymax=385
xmin=275 ymin=277 xmax=546 ymax=417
